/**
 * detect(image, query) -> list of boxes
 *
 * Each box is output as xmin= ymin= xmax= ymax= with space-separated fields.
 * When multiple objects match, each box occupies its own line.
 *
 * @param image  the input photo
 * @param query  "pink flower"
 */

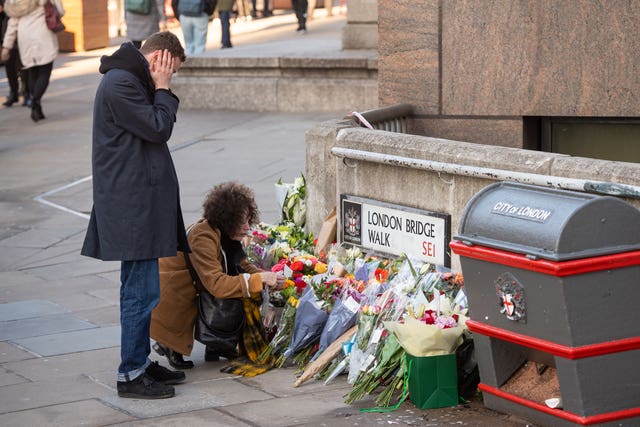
xmin=435 ymin=315 xmax=458 ymax=329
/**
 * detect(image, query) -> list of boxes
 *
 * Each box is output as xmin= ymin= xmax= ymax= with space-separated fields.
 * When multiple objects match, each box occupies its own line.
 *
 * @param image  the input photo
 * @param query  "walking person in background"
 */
xmin=292 ymin=0 xmax=307 ymax=33
xmin=218 ymin=0 xmax=234 ymax=49
xmin=0 ymin=0 xmax=29 ymax=107
xmin=125 ymin=0 xmax=166 ymax=48
xmin=81 ymin=31 xmax=189 ymax=400
xmin=251 ymin=0 xmax=271 ymax=18
xmin=176 ymin=0 xmax=210 ymax=55
xmin=1 ymin=0 xmax=63 ymax=121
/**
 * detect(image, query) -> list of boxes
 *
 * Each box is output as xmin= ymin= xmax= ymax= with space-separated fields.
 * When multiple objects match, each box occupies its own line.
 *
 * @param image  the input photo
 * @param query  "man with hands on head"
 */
xmin=81 ymin=32 xmax=189 ymax=400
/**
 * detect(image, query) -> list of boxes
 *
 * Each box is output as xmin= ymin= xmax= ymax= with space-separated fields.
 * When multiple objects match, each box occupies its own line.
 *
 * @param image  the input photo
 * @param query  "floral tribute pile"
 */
xmin=241 ymin=175 xmax=471 ymax=409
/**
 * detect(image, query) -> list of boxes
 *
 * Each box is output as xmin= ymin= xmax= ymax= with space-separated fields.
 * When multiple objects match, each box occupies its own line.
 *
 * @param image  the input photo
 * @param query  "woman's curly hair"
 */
xmin=203 ymin=181 xmax=259 ymax=235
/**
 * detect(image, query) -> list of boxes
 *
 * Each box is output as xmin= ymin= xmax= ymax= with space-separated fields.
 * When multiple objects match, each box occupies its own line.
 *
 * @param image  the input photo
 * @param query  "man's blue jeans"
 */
xmin=180 ymin=13 xmax=210 ymax=55
xmin=117 ymin=259 xmax=160 ymax=382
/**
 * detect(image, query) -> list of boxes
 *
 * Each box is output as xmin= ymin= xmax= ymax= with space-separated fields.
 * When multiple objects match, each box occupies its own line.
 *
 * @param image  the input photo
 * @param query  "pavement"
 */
xmin=0 ymin=9 xmax=532 ymax=427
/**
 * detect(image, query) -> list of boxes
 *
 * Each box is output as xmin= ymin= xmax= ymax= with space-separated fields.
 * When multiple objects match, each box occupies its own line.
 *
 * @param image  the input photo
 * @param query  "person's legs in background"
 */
xmin=26 ymin=62 xmax=53 ymax=122
xmin=220 ymin=10 xmax=232 ymax=48
xmin=292 ymin=0 xmax=308 ymax=32
xmin=180 ymin=14 xmax=196 ymax=55
xmin=20 ymin=66 xmax=31 ymax=107
xmin=263 ymin=0 xmax=271 ymax=16
xmin=191 ymin=13 xmax=210 ymax=54
xmin=2 ymin=48 xmax=20 ymax=107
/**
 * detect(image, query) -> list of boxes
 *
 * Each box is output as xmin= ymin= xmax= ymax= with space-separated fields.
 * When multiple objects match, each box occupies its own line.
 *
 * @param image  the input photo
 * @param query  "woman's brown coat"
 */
xmin=151 ymin=219 xmax=263 ymax=356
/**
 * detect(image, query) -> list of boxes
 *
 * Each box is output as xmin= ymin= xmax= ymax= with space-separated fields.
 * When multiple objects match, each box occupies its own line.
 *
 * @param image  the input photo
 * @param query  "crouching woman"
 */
xmin=151 ymin=181 xmax=284 ymax=369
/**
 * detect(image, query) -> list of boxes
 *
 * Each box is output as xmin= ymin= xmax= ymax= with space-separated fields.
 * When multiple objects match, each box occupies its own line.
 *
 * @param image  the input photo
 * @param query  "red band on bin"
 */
xmin=479 ymin=383 xmax=640 ymax=425
xmin=449 ymin=241 xmax=640 ymax=277
xmin=467 ymin=320 xmax=640 ymax=359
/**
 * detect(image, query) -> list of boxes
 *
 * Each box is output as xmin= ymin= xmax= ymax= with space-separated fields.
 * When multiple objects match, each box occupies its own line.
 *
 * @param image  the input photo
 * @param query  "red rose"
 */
xmin=290 ymin=261 xmax=304 ymax=272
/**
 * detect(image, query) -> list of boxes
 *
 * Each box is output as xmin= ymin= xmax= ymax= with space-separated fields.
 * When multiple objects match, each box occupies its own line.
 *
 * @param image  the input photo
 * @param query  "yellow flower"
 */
xmin=314 ymin=262 xmax=328 ymax=274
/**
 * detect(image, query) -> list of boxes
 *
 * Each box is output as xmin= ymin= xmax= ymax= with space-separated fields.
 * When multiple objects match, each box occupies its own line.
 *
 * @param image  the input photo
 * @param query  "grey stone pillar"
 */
xmin=342 ymin=0 xmax=378 ymax=50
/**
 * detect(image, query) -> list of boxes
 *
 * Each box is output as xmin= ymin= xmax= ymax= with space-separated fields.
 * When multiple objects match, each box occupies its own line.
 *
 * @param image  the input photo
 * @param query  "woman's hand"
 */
xmin=260 ymin=272 xmax=284 ymax=290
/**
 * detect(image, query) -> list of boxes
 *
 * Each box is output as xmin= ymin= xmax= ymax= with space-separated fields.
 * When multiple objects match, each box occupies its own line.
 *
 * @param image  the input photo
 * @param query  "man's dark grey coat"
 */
xmin=81 ymin=43 xmax=189 ymax=261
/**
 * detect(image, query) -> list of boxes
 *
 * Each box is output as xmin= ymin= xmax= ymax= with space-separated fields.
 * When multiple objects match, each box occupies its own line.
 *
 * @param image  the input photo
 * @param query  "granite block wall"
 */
xmin=378 ymin=0 xmax=640 ymax=147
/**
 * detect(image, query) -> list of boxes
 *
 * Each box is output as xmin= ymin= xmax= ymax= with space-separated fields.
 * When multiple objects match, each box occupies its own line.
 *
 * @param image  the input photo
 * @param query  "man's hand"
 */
xmin=149 ymin=49 xmax=175 ymax=90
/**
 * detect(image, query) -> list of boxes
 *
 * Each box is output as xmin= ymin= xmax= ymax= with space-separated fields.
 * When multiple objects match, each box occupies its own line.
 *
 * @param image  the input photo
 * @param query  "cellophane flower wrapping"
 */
xmin=345 ymin=256 xmax=425 ymax=401
xmin=386 ymin=270 xmax=468 ymax=357
xmin=259 ymin=295 xmax=299 ymax=363
xmin=282 ymin=286 xmax=329 ymax=359
xmin=275 ymin=174 xmax=307 ymax=227
xmin=317 ymin=283 xmax=362 ymax=353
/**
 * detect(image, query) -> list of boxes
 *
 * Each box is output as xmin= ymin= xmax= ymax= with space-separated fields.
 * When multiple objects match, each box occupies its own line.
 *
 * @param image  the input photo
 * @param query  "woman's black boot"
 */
xmin=31 ymin=101 xmax=45 ymax=122
xmin=153 ymin=342 xmax=194 ymax=369
xmin=3 ymin=92 xmax=19 ymax=107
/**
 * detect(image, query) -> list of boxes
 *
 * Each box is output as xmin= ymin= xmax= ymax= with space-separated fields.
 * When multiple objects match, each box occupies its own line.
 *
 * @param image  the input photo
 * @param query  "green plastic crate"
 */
xmin=406 ymin=353 xmax=459 ymax=409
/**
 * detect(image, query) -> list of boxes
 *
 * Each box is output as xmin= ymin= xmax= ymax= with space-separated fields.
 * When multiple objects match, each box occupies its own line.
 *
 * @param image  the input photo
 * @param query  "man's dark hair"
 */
xmin=140 ymin=31 xmax=186 ymax=63
xmin=203 ymin=182 xmax=259 ymax=235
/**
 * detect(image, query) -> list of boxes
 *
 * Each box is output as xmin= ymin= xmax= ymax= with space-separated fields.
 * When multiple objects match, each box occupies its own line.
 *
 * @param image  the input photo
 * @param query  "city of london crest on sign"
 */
xmin=495 ymin=272 xmax=527 ymax=323
xmin=341 ymin=199 xmax=362 ymax=245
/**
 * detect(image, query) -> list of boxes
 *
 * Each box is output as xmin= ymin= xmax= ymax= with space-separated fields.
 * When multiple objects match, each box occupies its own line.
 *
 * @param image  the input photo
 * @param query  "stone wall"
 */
xmin=378 ymin=0 xmax=640 ymax=146
xmin=172 ymin=56 xmax=378 ymax=112
xmin=306 ymin=120 xmax=640 ymax=270
xmin=342 ymin=0 xmax=378 ymax=50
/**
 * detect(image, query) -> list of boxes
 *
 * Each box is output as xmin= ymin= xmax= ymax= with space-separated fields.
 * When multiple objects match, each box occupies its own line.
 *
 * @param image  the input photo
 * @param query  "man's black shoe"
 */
xmin=117 ymin=373 xmax=175 ymax=399
xmin=145 ymin=361 xmax=186 ymax=385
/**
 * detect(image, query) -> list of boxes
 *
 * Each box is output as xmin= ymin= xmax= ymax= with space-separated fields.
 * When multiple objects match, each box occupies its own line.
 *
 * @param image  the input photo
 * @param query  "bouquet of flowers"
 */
xmin=259 ymin=295 xmax=300 ymax=365
xmin=244 ymin=226 xmax=274 ymax=270
xmin=281 ymin=286 xmax=329 ymax=367
xmin=386 ymin=288 xmax=469 ymax=358
xmin=344 ymin=257 xmax=426 ymax=405
xmin=275 ymin=174 xmax=307 ymax=227
xmin=317 ymin=279 xmax=362 ymax=354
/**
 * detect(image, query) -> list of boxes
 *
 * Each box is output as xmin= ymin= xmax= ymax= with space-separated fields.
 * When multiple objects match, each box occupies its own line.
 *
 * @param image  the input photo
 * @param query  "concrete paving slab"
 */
xmin=99 ymin=375 xmax=273 ymax=419
xmin=107 ymin=408 xmax=252 ymax=426
xmin=236 ymin=365 xmax=350 ymax=398
xmin=0 ymin=275 xmax=115 ymax=307
xmin=0 ymin=313 xmax=95 ymax=341
xmin=17 ymin=258 xmax=119 ymax=281
xmin=45 ymin=291 xmax=115 ymax=315
xmin=0 ymin=267 xmax=46 ymax=290
xmin=0 ymin=375 xmax=112 ymax=413
xmin=0 ymin=247 xmax=46 ymax=271
xmin=8 ymin=245 xmax=86 ymax=272
xmin=0 ymin=399 xmax=135 ymax=427
xmin=0 ymin=366 xmax=28 ymax=387
xmin=0 ymin=299 xmax=69 ymax=321
xmin=0 ymin=341 xmax=35 ymax=363
xmin=0 ymin=227 xmax=83 ymax=249
xmin=4 ymin=347 xmax=120 ymax=382
xmin=73 ymin=305 xmax=120 ymax=327
xmin=11 ymin=324 xmax=120 ymax=357
xmin=221 ymin=385 xmax=354 ymax=427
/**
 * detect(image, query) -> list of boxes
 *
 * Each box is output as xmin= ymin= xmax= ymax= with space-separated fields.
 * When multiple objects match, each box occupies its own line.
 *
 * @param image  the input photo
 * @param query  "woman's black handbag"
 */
xmin=183 ymin=251 xmax=244 ymax=354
